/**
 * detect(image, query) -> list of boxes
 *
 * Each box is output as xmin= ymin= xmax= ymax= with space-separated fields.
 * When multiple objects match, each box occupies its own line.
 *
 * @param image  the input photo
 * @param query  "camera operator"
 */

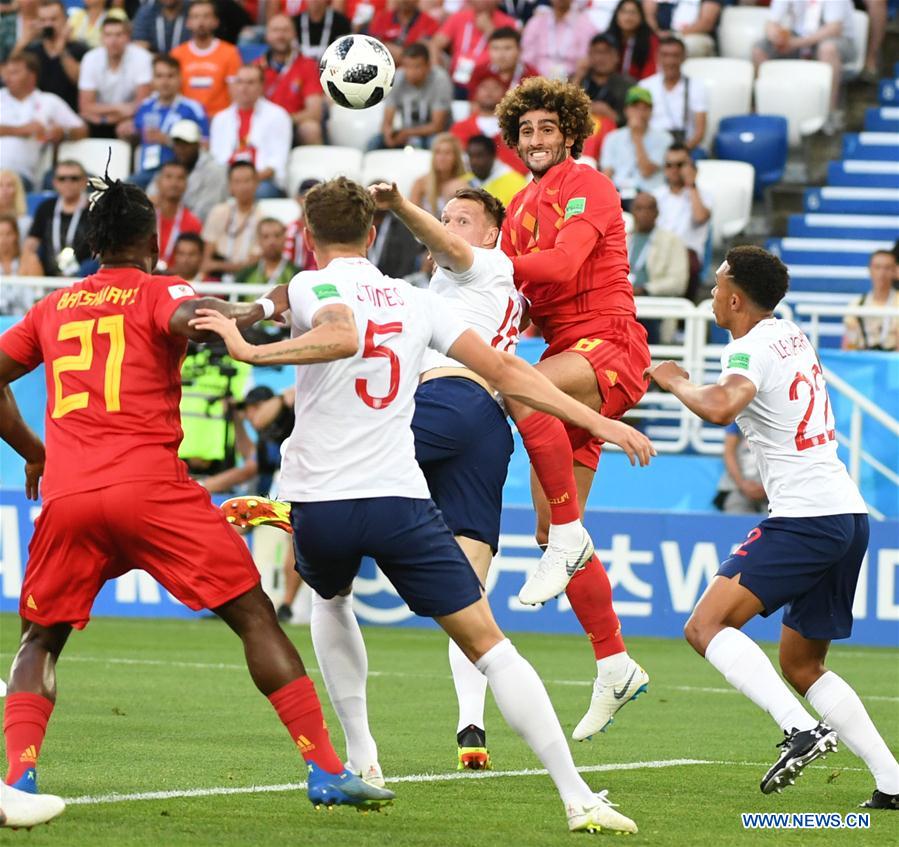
xmin=26 ymin=0 xmax=88 ymax=112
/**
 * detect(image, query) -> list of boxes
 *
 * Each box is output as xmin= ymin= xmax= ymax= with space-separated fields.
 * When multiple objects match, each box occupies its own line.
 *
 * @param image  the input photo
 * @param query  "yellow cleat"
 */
xmin=220 ymin=496 xmax=293 ymax=533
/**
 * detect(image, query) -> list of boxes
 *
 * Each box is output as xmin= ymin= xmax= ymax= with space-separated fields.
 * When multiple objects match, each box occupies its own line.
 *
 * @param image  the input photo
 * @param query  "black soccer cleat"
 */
xmin=760 ymin=721 xmax=838 ymax=794
xmin=457 ymin=725 xmax=490 ymax=771
xmin=860 ymin=790 xmax=899 ymax=810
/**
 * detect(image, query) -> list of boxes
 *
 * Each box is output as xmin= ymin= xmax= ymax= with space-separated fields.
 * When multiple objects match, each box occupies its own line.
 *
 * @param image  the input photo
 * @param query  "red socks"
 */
xmin=4 ymin=692 xmax=54 ymax=784
xmin=566 ymin=555 xmax=627 ymax=660
xmin=517 ymin=412 xmax=581 ymax=525
xmin=268 ymin=676 xmax=344 ymax=774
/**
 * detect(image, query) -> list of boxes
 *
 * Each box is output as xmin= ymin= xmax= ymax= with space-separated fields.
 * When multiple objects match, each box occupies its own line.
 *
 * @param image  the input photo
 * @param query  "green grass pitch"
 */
xmin=1 ymin=614 xmax=897 ymax=846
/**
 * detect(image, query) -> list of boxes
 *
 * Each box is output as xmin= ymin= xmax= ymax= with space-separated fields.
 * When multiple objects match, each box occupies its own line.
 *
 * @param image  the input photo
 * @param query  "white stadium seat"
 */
xmin=57 ymin=138 xmax=132 ymax=182
xmin=256 ymin=198 xmax=301 ymax=225
xmin=362 ymin=148 xmax=432 ymax=195
xmin=682 ymin=58 xmax=754 ymax=149
xmin=286 ymin=145 xmax=363 ymax=196
xmin=754 ymin=60 xmax=833 ymax=146
xmin=327 ymin=101 xmax=385 ymax=150
xmin=696 ymin=159 xmax=755 ymax=247
xmin=844 ymin=10 xmax=868 ymax=79
xmin=718 ymin=5 xmax=769 ymax=61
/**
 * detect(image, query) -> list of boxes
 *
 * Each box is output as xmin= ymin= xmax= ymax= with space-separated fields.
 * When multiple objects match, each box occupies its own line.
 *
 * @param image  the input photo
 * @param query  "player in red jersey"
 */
xmin=0 ymin=176 xmax=393 ymax=812
xmin=496 ymin=78 xmax=652 ymax=741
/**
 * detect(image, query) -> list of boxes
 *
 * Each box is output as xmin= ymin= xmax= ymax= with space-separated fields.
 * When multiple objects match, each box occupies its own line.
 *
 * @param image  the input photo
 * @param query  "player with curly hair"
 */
xmin=496 ymin=77 xmax=653 ymax=742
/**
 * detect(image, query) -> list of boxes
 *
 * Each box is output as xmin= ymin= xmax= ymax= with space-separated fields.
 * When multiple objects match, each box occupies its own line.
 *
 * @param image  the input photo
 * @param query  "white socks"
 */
xmin=309 ymin=592 xmax=378 ymax=772
xmin=705 ymin=627 xmax=817 ymax=733
xmin=448 ymin=638 xmax=488 ymax=734
xmin=596 ymin=651 xmax=631 ymax=685
xmin=476 ymin=638 xmax=595 ymax=808
xmin=547 ymin=519 xmax=584 ymax=550
xmin=806 ymin=671 xmax=899 ymax=794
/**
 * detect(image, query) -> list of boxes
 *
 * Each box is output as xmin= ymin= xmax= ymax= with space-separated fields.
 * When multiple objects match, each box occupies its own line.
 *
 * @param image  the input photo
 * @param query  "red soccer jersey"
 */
xmin=368 ymin=10 xmax=440 ymax=48
xmin=0 ymin=269 xmax=198 ymax=504
xmin=158 ymin=206 xmax=203 ymax=266
xmin=255 ymin=51 xmax=323 ymax=115
xmin=501 ymin=156 xmax=634 ymax=338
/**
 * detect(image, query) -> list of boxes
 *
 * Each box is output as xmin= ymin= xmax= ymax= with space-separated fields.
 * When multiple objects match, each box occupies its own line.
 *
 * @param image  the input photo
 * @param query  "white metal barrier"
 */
xmin=795 ymin=301 xmax=899 ymax=348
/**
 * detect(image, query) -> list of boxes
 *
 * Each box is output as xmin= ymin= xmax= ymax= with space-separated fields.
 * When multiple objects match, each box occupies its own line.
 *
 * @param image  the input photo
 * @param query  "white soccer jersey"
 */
xmin=720 ymin=318 xmax=867 ymax=518
xmin=278 ymin=257 xmax=467 ymax=502
xmin=422 ymin=246 xmax=522 ymax=372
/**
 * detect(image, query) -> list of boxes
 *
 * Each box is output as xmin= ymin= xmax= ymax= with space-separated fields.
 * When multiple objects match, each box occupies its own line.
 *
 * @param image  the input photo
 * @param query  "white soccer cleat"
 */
xmin=347 ymin=761 xmax=386 ymax=789
xmin=567 ymin=790 xmax=638 ymax=835
xmin=0 ymin=782 xmax=65 ymax=829
xmin=518 ymin=526 xmax=594 ymax=606
xmin=572 ymin=661 xmax=650 ymax=741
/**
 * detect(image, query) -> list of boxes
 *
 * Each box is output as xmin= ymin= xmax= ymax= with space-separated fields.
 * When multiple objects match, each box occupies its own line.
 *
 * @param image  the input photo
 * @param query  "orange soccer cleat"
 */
xmin=220 ymin=496 xmax=293 ymax=533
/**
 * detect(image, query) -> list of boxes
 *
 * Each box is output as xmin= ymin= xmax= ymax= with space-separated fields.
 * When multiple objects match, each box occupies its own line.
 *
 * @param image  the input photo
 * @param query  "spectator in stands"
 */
xmin=169 ymin=231 xmax=206 ymax=282
xmin=576 ymin=32 xmax=635 ymax=127
xmin=340 ymin=0 xmax=387 ymax=31
xmin=153 ymin=161 xmax=204 ymax=272
xmin=211 ymin=0 xmax=254 ymax=44
xmin=843 ymin=250 xmax=899 ymax=352
xmin=283 ymin=177 xmax=320 ymax=271
xmin=431 ymin=0 xmax=517 ymax=96
xmin=132 ymin=0 xmax=191 ymax=55
xmin=26 ymin=0 xmax=88 ymax=113
xmin=579 ymin=0 xmax=620 ymax=34
xmin=627 ymin=190 xmax=688 ymax=299
xmin=861 ymin=0 xmax=887 ymax=82
xmin=201 ymin=161 xmax=264 ymax=280
xmin=67 ymin=0 xmax=108 ymax=49
xmin=410 ymin=132 xmax=469 ymax=217
xmin=255 ymin=14 xmax=324 ymax=146
xmin=0 ymin=51 xmax=87 ymax=189
xmin=496 ymin=0 xmax=545 ymax=26
xmin=0 ymin=169 xmax=32 ymax=240
xmin=293 ymin=0 xmax=352 ymax=61
xmin=452 ymin=72 xmax=527 ymax=175
xmin=372 ymin=42 xmax=452 ymax=150
xmin=717 ymin=423 xmax=768 ymax=515
xmin=209 ymin=65 xmax=292 ymax=199
xmin=368 ymin=186 xmax=425 ymax=277
xmin=78 ymin=15 xmax=153 ymax=139
xmin=606 ymin=0 xmax=658 ymax=81
xmin=148 ymin=119 xmax=228 ymax=220
xmin=171 ymin=0 xmax=242 ymax=118
xmin=521 ymin=0 xmax=596 ymax=82
xmin=123 ymin=55 xmax=209 ymax=190
xmin=25 ymin=159 xmax=91 ymax=277
xmin=654 ymin=141 xmax=711 ymax=297
xmin=601 ymin=86 xmax=672 ymax=199
xmin=469 ymin=26 xmax=537 ymax=99
xmin=752 ymin=0 xmax=856 ymax=131
xmin=640 ymin=35 xmax=706 ymax=151
xmin=465 ymin=134 xmax=526 ymax=207
xmin=1 ymin=0 xmax=39 ymax=63
xmin=0 ymin=212 xmax=43 ymax=315
xmin=644 ymin=0 xmax=721 ymax=58
xmin=367 ymin=0 xmax=440 ymax=63
xmin=235 ymin=218 xmax=299 ymax=287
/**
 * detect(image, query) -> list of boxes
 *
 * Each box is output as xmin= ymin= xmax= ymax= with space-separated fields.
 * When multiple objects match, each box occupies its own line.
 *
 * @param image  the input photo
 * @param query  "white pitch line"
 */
xmin=63 ymin=758 xmax=870 ymax=807
xmin=49 ymin=655 xmax=899 ymax=703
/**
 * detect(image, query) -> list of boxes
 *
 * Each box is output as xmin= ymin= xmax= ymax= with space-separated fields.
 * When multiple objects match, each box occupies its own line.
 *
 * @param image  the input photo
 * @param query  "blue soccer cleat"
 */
xmin=9 ymin=769 xmax=37 ymax=795
xmin=306 ymin=763 xmax=395 ymax=812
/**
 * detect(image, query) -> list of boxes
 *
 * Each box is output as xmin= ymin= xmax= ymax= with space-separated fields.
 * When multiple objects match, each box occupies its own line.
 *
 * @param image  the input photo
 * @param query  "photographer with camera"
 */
xmin=25 ymin=1 xmax=88 ymax=112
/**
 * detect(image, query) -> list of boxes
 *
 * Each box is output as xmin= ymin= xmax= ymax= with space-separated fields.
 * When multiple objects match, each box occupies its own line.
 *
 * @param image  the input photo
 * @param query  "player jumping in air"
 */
xmin=192 ymin=177 xmax=649 ymax=834
xmin=0 ymin=177 xmax=394 ymax=812
xmin=646 ymin=246 xmax=899 ymax=809
xmin=496 ymin=77 xmax=653 ymax=740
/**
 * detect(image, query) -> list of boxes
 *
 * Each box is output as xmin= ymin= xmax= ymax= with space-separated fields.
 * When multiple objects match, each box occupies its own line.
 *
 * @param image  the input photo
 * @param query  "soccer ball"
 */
xmin=319 ymin=35 xmax=395 ymax=110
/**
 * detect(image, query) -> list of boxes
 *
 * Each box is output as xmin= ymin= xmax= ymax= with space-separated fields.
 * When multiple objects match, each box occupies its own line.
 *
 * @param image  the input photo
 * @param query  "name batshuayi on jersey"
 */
xmin=719 ymin=318 xmax=867 ymax=518
xmin=422 ymin=246 xmax=523 ymax=373
xmin=278 ymin=258 xmax=467 ymax=503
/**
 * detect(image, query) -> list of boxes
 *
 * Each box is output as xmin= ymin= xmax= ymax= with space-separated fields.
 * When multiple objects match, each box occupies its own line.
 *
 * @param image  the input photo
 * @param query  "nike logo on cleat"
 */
xmin=612 ymin=668 xmax=637 ymax=700
xmin=565 ymin=542 xmax=591 ymax=577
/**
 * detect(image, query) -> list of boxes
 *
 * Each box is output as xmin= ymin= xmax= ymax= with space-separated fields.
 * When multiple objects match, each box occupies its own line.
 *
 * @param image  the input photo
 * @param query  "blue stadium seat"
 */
xmin=714 ymin=114 xmax=787 ymax=198
xmin=786 ymin=265 xmax=871 ymax=295
xmin=804 ymin=187 xmax=899 ymax=215
xmin=842 ymin=132 xmax=899 ymax=161
xmin=26 ymin=191 xmax=55 ymax=217
xmin=879 ymin=78 xmax=898 ymax=106
xmin=239 ymin=43 xmax=267 ymax=64
xmin=767 ymin=236 xmax=893 ymax=267
xmin=827 ymin=160 xmax=899 ymax=188
xmin=864 ymin=106 xmax=899 ymax=132
xmin=787 ymin=212 xmax=899 ymax=241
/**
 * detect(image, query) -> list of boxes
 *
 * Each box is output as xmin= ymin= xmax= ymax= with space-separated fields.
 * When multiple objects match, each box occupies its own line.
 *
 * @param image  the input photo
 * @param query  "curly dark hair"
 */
xmin=725 ymin=245 xmax=790 ymax=311
xmin=496 ymin=77 xmax=595 ymax=160
xmin=86 ymin=179 xmax=156 ymax=259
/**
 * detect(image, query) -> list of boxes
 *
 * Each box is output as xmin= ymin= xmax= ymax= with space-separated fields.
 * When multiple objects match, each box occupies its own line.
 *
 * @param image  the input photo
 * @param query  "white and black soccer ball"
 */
xmin=319 ymin=34 xmax=395 ymax=110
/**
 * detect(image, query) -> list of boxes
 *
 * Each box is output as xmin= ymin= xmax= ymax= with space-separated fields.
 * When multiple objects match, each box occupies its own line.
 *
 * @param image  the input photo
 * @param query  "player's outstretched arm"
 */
xmin=169 ymin=296 xmax=278 ymax=342
xmin=645 ymin=361 xmax=757 ymax=426
xmin=448 ymin=330 xmax=656 ymax=467
xmin=188 ymin=305 xmax=359 ymax=365
xmin=0 ymin=353 xmax=45 ymax=500
xmin=510 ymin=218 xmax=599 ymax=285
xmin=369 ymin=182 xmax=474 ymax=274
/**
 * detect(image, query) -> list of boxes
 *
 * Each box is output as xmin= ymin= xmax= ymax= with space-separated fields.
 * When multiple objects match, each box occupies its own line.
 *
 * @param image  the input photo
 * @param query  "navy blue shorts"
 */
xmin=718 ymin=514 xmax=869 ymax=641
xmin=290 ymin=497 xmax=483 ymax=618
xmin=412 ymin=377 xmax=513 ymax=553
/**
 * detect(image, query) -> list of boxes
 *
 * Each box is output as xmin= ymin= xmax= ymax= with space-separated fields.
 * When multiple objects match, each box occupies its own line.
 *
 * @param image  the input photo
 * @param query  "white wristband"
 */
xmin=256 ymin=297 xmax=275 ymax=320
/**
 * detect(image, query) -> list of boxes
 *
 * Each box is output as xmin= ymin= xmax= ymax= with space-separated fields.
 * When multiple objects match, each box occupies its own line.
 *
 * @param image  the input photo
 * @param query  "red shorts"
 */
xmin=21 ymin=479 xmax=260 ymax=629
xmin=541 ymin=315 xmax=651 ymax=471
